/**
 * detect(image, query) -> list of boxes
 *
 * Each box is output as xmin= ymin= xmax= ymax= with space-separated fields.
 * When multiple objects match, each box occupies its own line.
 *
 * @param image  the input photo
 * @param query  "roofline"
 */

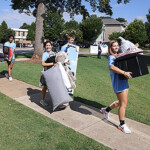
xmin=11 ymin=28 xmax=28 ymax=32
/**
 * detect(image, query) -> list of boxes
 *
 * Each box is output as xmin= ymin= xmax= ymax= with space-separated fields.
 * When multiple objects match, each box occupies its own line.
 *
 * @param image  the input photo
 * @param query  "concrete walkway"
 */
xmin=0 ymin=76 xmax=150 ymax=150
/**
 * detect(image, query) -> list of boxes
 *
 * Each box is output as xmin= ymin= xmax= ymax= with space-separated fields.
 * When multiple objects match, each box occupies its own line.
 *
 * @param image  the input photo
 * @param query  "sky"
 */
xmin=0 ymin=0 xmax=150 ymax=28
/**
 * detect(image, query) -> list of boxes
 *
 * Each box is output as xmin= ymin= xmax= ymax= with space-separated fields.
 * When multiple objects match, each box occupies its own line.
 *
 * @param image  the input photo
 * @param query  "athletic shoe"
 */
xmin=63 ymin=103 xmax=69 ymax=107
xmin=100 ymin=107 xmax=109 ymax=120
xmin=9 ymin=76 xmax=12 ymax=81
xmin=40 ymin=100 xmax=49 ymax=107
xmin=118 ymin=124 xmax=131 ymax=134
xmin=5 ymin=73 xmax=9 ymax=79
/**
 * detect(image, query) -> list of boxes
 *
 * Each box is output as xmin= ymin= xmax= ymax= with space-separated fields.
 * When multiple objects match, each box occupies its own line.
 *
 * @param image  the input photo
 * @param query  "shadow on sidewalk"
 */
xmin=26 ymin=88 xmax=118 ymax=128
xmin=0 ymin=70 xmax=7 ymax=78
xmin=72 ymin=96 xmax=118 ymax=128
xmin=27 ymin=88 xmax=67 ymax=114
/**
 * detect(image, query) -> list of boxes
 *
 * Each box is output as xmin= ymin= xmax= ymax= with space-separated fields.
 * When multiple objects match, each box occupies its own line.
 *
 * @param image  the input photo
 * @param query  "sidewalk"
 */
xmin=0 ymin=76 xmax=150 ymax=150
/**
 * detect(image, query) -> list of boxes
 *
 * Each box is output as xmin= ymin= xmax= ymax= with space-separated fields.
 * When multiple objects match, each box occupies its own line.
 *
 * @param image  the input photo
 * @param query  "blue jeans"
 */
xmin=97 ymin=51 xmax=101 ymax=59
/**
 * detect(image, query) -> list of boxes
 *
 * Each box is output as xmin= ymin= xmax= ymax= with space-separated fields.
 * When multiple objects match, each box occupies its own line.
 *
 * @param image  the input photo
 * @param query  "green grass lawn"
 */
xmin=79 ymin=48 xmax=89 ymax=51
xmin=15 ymin=54 xmax=33 ymax=58
xmin=0 ymin=55 xmax=150 ymax=125
xmin=0 ymin=93 xmax=110 ymax=150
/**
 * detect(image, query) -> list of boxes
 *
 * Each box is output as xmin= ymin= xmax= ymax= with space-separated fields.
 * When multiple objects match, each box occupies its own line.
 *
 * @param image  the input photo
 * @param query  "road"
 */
xmin=15 ymin=48 xmax=90 ymax=55
xmin=15 ymin=48 xmax=34 ymax=55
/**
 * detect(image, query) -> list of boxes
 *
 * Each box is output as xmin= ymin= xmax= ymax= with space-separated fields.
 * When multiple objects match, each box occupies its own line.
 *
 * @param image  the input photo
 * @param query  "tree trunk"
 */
xmin=33 ymin=1 xmax=45 ymax=59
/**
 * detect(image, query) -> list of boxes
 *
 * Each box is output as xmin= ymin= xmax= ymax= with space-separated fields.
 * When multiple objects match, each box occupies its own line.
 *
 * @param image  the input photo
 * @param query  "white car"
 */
xmin=28 ymin=44 xmax=33 ymax=48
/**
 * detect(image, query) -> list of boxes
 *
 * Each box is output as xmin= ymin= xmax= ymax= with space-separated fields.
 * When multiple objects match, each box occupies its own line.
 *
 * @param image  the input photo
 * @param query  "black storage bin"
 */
xmin=44 ymin=56 xmax=56 ymax=70
xmin=115 ymin=53 xmax=149 ymax=80
xmin=3 ymin=46 xmax=11 ymax=61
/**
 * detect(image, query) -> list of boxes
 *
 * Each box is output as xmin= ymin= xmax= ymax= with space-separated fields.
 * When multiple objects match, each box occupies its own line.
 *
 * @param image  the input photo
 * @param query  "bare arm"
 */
xmin=9 ymin=48 xmax=15 ymax=61
xmin=109 ymin=65 xmax=132 ymax=79
xmin=42 ymin=61 xmax=56 ymax=67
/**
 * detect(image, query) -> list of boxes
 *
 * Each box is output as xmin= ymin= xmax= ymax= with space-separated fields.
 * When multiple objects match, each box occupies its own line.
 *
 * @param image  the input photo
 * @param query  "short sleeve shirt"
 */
xmin=4 ymin=42 xmax=16 ymax=59
xmin=42 ymin=50 xmax=56 ymax=71
xmin=42 ymin=50 xmax=55 ymax=62
xmin=61 ymin=44 xmax=68 ymax=53
xmin=108 ymin=55 xmax=129 ymax=93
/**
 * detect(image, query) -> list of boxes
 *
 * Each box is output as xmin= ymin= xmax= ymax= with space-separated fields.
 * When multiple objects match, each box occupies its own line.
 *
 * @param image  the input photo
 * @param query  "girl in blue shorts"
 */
xmin=101 ymin=40 xmax=132 ymax=134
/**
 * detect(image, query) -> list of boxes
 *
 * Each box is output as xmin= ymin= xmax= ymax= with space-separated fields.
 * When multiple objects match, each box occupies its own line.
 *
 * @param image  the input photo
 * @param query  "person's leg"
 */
xmin=117 ymin=89 xmax=128 ymax=121
xmin=97 ymin=51 xmax=99 ymax=58
xmin=42 ymin=86 xmax=47 ymax=100
xmin=40 ymin=86 xmax=48 ymax=106
xmin=99 ymin=51 xmax=101 ymax=59
xmin=8 ymin=63 xmax=13 ymax=77
xmin=100 ymin=100 xmax=120 ymax=120
xmin=109 ymin=100 xmax=120 ymax=110
xmin=117 ymin=89 xmax=131 ymax=133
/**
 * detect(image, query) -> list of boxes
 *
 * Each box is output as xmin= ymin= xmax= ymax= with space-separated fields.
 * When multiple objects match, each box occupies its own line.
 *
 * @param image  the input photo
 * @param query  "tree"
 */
xmin=79 ymin=5 xmax=89 ymax=20
xmin=124 ymin=19 xmax=148 ymax=46
xmin=19 ymin=23 xmax=30 ymax=29
xmin=109 ymin=32 xmax=125 ymax=40
xmin=116 ymin=17 xmax=127 ymax=22
xmin=145 ymin=8 xmax=150 ymax=43
xmin=62 ymin=20 xmax=83 ymax=43
xmin=44 ymin=11 xmax=65 ymax=41
xmin=27 ymin=22 xmax=36 ymax=41
xmin=64 ymin=20 xmax=79 ymax=30
xmin=10 ymin=0 xmax=130 ymax=58
xmin=61 ymin=29 xmax=83 ymax=43
xmin=0 ymin=21 xmax=14 ymax=43
xmin=80 ymin=15 xmax=103 ymax=42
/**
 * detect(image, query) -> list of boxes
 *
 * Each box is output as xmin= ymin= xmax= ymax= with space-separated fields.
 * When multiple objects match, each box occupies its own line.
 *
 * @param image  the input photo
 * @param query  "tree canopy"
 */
xmin=0 ymin=21 xmax=14 ymax=43
xmin=27 ymin=22 xmax=36 ymax=41
xmin=19 ymin=23 xmax=30 ymax=29
xmin=109 ymin=31 xmax=124 ymax=41
xmin=124 ymin=19 xmax=147 ymax=46
xmin=61 ymin=20 xmax=83 ymax=43
xmin=109 ymin=19 xmax=148 ymax=46
xmin=145 ymin=8 xmax=150 ymax=43
xmin=10 ymin=0 xmax=131 ymax=57
xmin=44 ymin=11 xmax=65 ymax=41
xmin=80 ymin=15 xmax=103 ymax=42
xmin=116 ymin=17 xmax=127 ymax=22
xmin=11 ymin=0 xmax=130 ymax=16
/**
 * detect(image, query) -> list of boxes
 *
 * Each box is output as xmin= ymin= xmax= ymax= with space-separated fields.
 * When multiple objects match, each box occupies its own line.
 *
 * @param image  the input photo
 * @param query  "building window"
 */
xmin=23 ymin=32 xmax=25 ymax=36
xmin=18 ymin=31 xmax=20 ymax=36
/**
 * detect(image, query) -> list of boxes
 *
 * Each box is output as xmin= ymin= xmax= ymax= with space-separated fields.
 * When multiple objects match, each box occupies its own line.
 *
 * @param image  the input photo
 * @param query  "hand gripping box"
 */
xmin=115 ymin=53 xmax=149 ymax=80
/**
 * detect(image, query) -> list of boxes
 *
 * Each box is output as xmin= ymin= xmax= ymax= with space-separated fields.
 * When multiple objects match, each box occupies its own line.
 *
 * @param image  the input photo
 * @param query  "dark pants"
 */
xmin=97 ymin=51 xmax=101 ymax=59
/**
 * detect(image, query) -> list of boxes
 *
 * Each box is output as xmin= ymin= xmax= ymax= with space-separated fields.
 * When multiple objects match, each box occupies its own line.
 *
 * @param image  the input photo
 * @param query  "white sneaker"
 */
xmin=118 ymin=124 xmax=131 ymax=134
xmin=5 ymin=73 xmax=9 ymax=79
xmin=100 ymin=108 xmax=109 ymax=120
xmin=40 ymin=100 xmax=49 ymax=107
xmin=9 ymin=76 xmax=12 ymax=81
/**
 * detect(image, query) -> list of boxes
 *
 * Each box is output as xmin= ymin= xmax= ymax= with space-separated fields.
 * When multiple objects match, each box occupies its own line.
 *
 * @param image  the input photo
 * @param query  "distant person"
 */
xmin=61 ymin=35 xmax=76 ymax=53
xmin=97 ymin=41 xmax=102 ymax=59
xmin=100 ymin=40 xmax=132 ymax=134
xmin=4 ymin=35 xmax=16 ymax=81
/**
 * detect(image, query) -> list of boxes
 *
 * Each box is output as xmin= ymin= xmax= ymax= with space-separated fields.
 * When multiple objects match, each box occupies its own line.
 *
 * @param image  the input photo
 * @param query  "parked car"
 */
xmin=28 ymin=44 xmax=33 ymax=48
